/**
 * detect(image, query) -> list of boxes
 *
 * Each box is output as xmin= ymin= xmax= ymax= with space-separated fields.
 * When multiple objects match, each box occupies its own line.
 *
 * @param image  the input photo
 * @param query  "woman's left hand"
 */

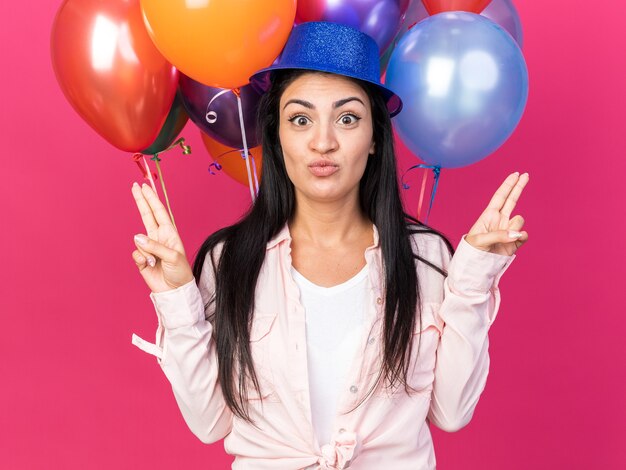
xmin=464 ymin=172 xmax=530 ymax=256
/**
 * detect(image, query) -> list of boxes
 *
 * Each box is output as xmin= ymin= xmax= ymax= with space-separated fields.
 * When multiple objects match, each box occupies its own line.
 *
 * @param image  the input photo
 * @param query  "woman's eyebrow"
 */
xmin=282 ymin=96 xmax=366 ymax=110
xmin=333 ymin=97 xmax=365 ymax=108
xmin=283 ymin=99 xmax=314 ymax=110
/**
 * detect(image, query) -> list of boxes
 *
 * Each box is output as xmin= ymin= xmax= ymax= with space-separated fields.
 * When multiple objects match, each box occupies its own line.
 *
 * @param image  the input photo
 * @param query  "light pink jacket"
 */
xmin=132 ymin=223 xmax=516 ymax=469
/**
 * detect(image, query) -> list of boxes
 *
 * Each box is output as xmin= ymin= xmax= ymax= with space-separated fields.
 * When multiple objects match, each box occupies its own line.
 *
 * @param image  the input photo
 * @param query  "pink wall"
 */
xmin=1 ymin=1 xmax=624 ymax=468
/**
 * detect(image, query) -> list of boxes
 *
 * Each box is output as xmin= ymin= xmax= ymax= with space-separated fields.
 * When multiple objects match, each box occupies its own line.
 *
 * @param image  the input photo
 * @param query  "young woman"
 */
xmin=130 ymin=22 xmax=529 ymax=470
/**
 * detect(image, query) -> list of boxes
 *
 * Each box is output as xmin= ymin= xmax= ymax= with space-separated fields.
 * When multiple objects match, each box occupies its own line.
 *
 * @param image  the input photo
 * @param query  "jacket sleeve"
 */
xmin=131 ymin=242 xmax=233 ymax=443
xmin=427 ymin=234 xmax=516 ymax=432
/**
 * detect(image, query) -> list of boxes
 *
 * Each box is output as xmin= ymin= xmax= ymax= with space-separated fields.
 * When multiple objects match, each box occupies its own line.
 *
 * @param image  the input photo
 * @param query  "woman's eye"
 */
xmin=339 ymin=114 xmax=360 ymax=125
xmin=287 ymin=113 xmax=360 ymax=127
xmin=288 ymin=115 xmax=311 ymax=126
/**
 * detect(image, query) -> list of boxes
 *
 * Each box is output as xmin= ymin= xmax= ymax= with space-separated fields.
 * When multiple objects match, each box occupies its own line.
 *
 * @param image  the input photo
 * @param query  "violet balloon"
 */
xmin=179 ymin=74 xmax=262 ymax=149
xmin=296 ymin=0 xmax=404 ymax=52
xmin=396 ymin=0 xmax=429 ymax=37
xmin=380 ymin=0 xmax=429 ymax=70
xmin=481 ymin=0 xmax=523 ymax=47
xmin=386 ymin=12 xmax=529 ymax=168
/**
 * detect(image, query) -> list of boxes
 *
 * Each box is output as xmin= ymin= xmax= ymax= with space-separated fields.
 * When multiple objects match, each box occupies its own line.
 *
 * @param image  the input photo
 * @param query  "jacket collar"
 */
xmin=266 ymin=221 xmax=380 ymax=251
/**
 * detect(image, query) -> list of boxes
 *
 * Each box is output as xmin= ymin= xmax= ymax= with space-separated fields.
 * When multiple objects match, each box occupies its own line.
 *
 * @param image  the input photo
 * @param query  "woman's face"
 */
xmin=278 ymin=72 xmax=375 ymax=203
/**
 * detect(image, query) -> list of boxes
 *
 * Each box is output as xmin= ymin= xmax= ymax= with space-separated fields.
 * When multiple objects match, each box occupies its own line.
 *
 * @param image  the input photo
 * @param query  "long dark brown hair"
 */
xmin=192 ymin=69 xmax=454 ymax=422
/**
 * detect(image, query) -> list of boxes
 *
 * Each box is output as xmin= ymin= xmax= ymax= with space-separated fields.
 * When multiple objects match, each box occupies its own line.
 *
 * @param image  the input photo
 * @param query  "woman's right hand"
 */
xmin=130 ymin=182 xmax=194 ymax=293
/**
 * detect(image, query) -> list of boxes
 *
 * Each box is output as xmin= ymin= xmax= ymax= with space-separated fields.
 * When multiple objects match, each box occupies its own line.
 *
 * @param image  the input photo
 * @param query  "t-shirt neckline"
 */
xmin=290 ymin=264 xmax=369 ymax=295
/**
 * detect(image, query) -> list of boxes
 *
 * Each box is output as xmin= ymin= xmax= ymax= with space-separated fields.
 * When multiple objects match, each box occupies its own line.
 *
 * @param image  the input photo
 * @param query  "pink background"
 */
xmin=2 ymin=1 xmax=624 ymax=468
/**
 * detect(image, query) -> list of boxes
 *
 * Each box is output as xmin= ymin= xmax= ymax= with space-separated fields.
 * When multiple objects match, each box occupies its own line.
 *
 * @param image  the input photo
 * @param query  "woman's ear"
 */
xmin=369 ymin=141 xmax=375 ymax=155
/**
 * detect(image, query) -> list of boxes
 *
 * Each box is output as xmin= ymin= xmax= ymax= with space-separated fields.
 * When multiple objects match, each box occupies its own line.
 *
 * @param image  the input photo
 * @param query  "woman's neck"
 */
xmin=288 ymin=194 xmax=372 ymax=249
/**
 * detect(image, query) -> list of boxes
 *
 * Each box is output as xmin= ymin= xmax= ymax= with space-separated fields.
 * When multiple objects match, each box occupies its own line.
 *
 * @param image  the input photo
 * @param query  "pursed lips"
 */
xmin=308 ymin=160 xmax=339 ymax=168
xmin=307 ymin=159 xmax=340 ymax=177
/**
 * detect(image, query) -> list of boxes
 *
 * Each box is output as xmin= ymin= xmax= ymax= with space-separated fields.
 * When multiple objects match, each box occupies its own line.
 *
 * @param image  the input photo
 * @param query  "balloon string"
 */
xmin=250 ymin=153 xmax=260 ymax=193
xmin=208 ymin=161 xmax=223 ymax=175
xmin=162 ymin=137 xmax=191 ymax=156
xmin=207 ymin=148 xmax=259 ymax=193
xmin=208 ymin=149 xmax=238 ymax=175
xmin=233 ymin=88 xmax=256 ymax=202
xmin=149 ymin=138 xmax=191 ymax=231
xmin=205 ymin=89 xmax=231 ymax=124
xmin=132 ymin=153 xmax=159 ymax=194
xmin=238 ymin=150 xmax=260 ymax=193
xmin=131 ymin=137 xmax=191 ymax=231
xmin=151 ymin=157 xmax=177 ymax=231
xmin=417 ymin=169 xmax=428 ymax=221
xmin=400 ymin=164 xmax=441 ymax=224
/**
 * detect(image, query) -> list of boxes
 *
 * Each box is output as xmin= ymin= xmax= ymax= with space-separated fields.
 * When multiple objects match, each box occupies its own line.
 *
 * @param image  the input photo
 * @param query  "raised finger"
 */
xmin=132 ymin=182 xmax=159 ymax=239
xmin=132 ymin=249 xmax=157 ymax=269
xmin=132 ymin=249 xmax=148 ymax=269
xmin=141 ymin=183 xmax=174 ymax=229
xmin=134 ymin=233 xmax=178 ymax=264
xmin=484 ymin=172 xmax=520 ymax=214
xmin=500 ymin=173 xmax=529 ymax=219
xmin=515 ymin=230 xmax=529 ymax=250
xmin=133 ymin=235 xmax=157 ymax=267
xmin=508 ymin=214 xmax=525 ymax=232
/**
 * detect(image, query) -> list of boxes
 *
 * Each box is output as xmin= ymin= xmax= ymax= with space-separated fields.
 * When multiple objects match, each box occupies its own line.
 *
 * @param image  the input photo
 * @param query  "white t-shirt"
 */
xmin=290 ymin=264 xmax=369 ymax=447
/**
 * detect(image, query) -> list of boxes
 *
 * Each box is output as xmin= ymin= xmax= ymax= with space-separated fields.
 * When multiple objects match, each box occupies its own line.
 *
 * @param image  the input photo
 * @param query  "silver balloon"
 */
xmin=386 ymin=12 xmax=529 ymax=168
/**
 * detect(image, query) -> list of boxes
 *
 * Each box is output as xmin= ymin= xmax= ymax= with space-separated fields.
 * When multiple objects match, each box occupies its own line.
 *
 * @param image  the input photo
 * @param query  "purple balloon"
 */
xmin=179 ymin=74 xmax=261 ymax=149
xmin=380 ymin=0 xmax=429 ymax=70
xmin=481 ymin=0 xmax=524 ymax=47
xmin=363 ymin=0 xmax=403 ymax=50
xmin=325 ymin=3 xmax=360 ymax=29
xmin=397 ymin=0 xmax=429 ymax=36
xmin=296 ymin=0 xmax=404 ymax=52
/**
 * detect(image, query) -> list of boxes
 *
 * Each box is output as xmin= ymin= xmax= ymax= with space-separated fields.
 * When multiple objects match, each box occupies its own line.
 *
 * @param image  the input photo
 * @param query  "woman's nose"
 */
xmin=309 ymin=121 xmax=339 ymax=154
